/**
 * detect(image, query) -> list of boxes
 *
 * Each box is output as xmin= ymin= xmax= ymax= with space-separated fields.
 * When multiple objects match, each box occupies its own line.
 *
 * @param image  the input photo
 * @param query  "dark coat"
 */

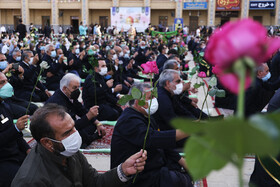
xmin=11 ymin=144 xmax=124 ymax=187
xmin=18 ymin=61 xmax=46 ymax=92
xmin=156 ymin=54 xmax=168 ymax=69
xmin=111 ymin=107 xmax=183 ymax=187
xmin=0 ymin=101 xmax=30 ymax=164
xmin=82 ymin=73 xmax=118 ymax=109
xmin=46 ymin=89 xmax=95 ymax=131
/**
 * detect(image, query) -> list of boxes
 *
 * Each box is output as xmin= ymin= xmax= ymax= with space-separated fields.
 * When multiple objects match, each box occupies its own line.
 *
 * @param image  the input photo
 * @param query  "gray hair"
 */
xmin=22 ymin=50 xmax=33 ymax=61
xmin=256 ymin=63 xmax=267 ymax=73
xmin=163 ymin=59 xmax=178 ymax=70
xmin=60 ymin=73 xmax=81 ymax=90
xmin=158 ymin=69 xmax=180 ymax=87
xmin=45 ymin=44 xmax=54 ymax=53
xmin=128 ymin=83 xmax=151 ymax=106
xmin=12 ymin=49 xmax=21 ymax=57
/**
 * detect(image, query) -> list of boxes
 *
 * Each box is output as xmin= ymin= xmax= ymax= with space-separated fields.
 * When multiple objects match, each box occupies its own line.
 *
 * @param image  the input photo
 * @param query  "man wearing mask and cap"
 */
xmin=12 ymin=103 xmax=147 ymax=187
xmin=83 ymin=59 xmax=123 ymax=121
xmin=0 ymin=72 xmax=31 ymax=187
xmin=46 ymin=73 xmax=106 ymax=148
xmin=111 ymin=83 xmax=193 ymax=187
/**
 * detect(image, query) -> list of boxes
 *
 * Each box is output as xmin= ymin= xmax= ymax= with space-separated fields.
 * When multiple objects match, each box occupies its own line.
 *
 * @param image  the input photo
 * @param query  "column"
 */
xmin=112 ymin=0 xmax=119 ymax=7
xmin=241 ymin=0 xmax=249 ymax=18
xmin=82 ymin=0 xmax=89 ymax=25
xmin=51 ymin=0 xmax=59 ymax=34
xmin=21 ymin=0 xmax=30 ymax=33
xmin=144 ymin=0 xmax=150 ymax=7
xmin=207 ymin=0 xmax=216 ymax=26
xmin=275 ymin=0 xmax=280 ymax=25
xmin=175 ymin=0 xmax=183 ymax=18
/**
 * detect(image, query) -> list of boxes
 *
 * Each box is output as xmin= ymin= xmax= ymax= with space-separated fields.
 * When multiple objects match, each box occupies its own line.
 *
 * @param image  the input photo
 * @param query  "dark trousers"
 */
xmin=97 ymin=103 xmax=122 ymax=121
xmin=0 ymin=161 xmax=21 ymax=187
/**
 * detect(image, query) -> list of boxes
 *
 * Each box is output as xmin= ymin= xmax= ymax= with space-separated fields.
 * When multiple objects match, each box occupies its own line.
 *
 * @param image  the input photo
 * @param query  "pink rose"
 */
xmin=204 ymin=19 xmax=280 ymax=94
xmin=219 ymin=73 xmax=252 ymax=94
xmin=198 ymin=71 xmax=206 ymax=78
xmin=141 ymin=61 xmax=159 ymax=74
xmin=205 ymin=19 xmax=280 ymax=69
xmin=184 ymin=64 xmax=189 ymax=69
xmin=212 ymin=66 xmax=222 ymax=75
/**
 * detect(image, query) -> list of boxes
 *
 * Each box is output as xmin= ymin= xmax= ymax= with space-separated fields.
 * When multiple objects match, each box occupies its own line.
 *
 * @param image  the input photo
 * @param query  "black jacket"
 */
xmin=46 ymin=89 xmax=95 ymax=131
xmin=82 ymin=73 xmax=118 ymax=109
xmin=111 ymin=107 xmax=182 ymax=187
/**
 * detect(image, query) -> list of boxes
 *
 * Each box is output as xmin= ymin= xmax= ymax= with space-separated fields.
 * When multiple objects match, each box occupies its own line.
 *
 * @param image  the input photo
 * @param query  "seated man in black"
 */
xmin=8 ymin=49 xmax=22 ymax=64
xmin=17 ymin=51 xmax=51 ymax=102
xmin=82 ymin=59 xmax=122 ymax=121
xmin=0 ymin=71 xmax=31 ymax=187
xmin=67 ymin=44 xmax=86 ymax=78
xmin=41 ymin=44 xmax=65 ymax=91
xmin=0 ymin=53 xmax=37 ymax=116
xmin=46 ymin=73 xmax=106 ymax=148
xmin=111 ymin=83 xmax=193 ymax=187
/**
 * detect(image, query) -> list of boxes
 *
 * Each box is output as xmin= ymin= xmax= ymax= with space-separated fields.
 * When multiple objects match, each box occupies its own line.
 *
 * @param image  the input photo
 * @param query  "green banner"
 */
xmin=151 ymin=31 xmax=178 ymax=38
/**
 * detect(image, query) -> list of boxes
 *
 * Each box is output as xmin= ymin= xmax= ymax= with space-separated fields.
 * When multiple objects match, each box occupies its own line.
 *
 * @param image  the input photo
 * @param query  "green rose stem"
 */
xmin=198 ymin=90 xmax=209 ymax=121
xmin=234 ymin=58 xmax=246 ymax=187
xmin=202 ymin=82 xmax=210 ymax=119
xmin=25 ymin=67 xmax=44 ymax=115
xmin=133 ymin=75 xmax=153 ymax=183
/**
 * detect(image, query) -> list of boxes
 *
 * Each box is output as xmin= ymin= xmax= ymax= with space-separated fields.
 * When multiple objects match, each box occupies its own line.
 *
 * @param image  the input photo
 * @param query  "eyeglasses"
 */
xmin=0 ymin=59 xmax=6 ymax=62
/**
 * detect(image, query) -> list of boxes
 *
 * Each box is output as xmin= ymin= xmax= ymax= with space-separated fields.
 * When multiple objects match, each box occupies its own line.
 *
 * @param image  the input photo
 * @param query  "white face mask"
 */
xmin=99 ymin=67 xmax=108 ymax=76
xmin=119 ymin=51 xmax=124 ymax=57
xmin=29 ymin=57 xmax=33 ymax=65
xmin=112 ymin=54 xmax=118 ymax=61
xmin=49 ymin=131 xmax=82 ymax=157
xmin=142 ymin=98 xmax=159 ymax=115
xmin=124 ymin=53 xmax=130 ymax=58
xmin=173 ymin=82 xmax=183 ymax=95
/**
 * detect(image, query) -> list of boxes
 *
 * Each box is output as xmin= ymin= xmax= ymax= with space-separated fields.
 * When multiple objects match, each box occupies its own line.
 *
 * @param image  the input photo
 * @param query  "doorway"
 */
xmin=71 ymin=17 xmax=79 ymax=34
xmin=14 ymin=16 xmax=21 ymax=30
xmin=99 ymin=16 xmax=108 ymax=28
xmin=189 ymin=16 xmax=198 ymax=34
xmin=221 ymin=17 xmax=230 ymax=26
xmin=42 ymin=16 xmax=50 ymax=30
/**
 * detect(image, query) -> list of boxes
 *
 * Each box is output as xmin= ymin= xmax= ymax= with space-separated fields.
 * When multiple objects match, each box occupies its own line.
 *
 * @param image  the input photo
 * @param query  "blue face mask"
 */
xmin=0 ymin=61 xmax=8 ymax=70
xmin=40 ymin=46 xmax=45 ymax=51
xmin=51 ymin=51 xmax=56 ymax=58
xmin=104 ymin=75 xmax=112 ymax=80
xmin=141 ymin=46 xmax=146 ymax=49
xmin=0 ymin=83 xmax=14 ymax=99
xmin=262 ymin=72 xmax=271 ymax=82
xmin=16 ymin=56 xmax=21 ymax=61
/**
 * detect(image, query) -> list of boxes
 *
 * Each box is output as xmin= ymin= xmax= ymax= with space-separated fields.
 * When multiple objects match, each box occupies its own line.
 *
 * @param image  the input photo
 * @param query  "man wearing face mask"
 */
xmin=156 ymin=44 xmax=169 ymax=69
xmin=153 ymin=69 xmax=192 ymax=131
xmin=42 ymin=44 xmax=64 ymax=91
xmin=0 ymin=72 xmax=31 ymax=187
xmin=0 ymin=54 xmax=38 ymax=117
xmin=243 ymin=63 xmax=275 ymax=117
xmin=46 ymin=73 xmax=105 ymax=148
xmin=67 ymin=44 xmax=86 ymax=78
xmin=12 ymin=103 xmax=147 ymax=187
xmin=8 ymin=49 xmax=22 ymax=64
xmin=111 ymin=83 xmax=193 ymax=187
xmin=135 ymin=41 xmax=151 ymax=66
xmin=18 ymin=51 xmax=51 ymax=102
xmin=83 ymin=59 xmax=123 ymax=121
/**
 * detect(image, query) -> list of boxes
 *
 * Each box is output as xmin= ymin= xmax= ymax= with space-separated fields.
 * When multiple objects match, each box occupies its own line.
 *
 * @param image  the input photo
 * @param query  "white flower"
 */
xmin=40 ymin=61 xmax=50 ymax=70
